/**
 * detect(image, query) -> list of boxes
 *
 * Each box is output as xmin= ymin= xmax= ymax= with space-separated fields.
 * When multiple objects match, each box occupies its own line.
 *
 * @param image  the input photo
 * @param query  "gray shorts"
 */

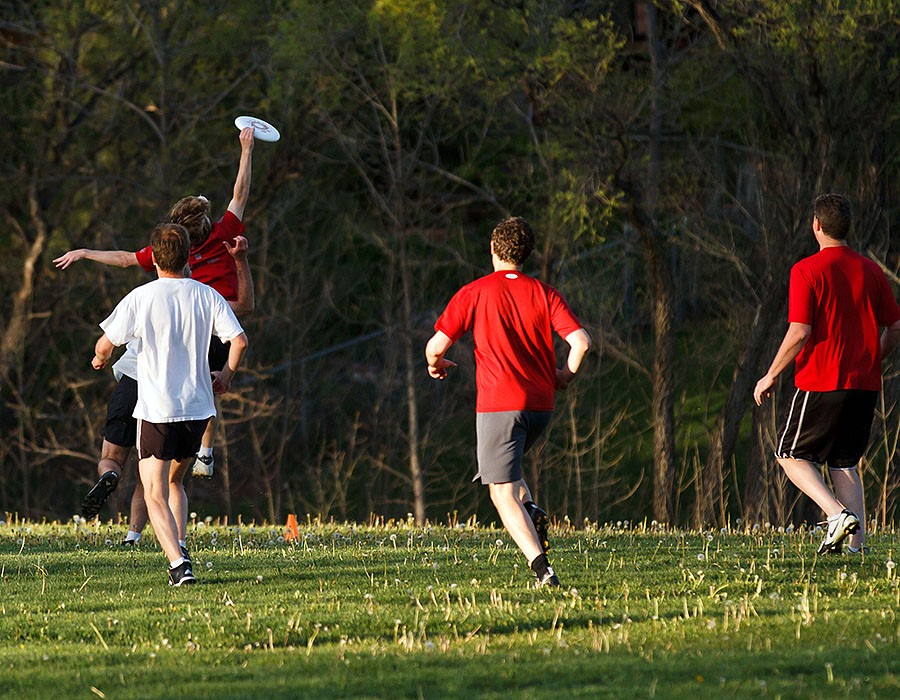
xmin=475 ymin=410 xmax=552 ymax=484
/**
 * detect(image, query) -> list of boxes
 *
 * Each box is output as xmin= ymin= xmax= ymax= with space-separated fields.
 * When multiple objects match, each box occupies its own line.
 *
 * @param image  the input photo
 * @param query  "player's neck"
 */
xmin=155 ymin=268 xmax=187 ymax=280
xmin=817 ymin=237 xmax=848 ymax=251
xmin=491 ymin=254 xmax=522 ymax=273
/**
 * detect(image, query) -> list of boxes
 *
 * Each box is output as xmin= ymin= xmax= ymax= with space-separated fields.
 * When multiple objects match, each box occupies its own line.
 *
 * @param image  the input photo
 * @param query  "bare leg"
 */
xmin=489 ymin=481 xmax=544 ymax=564
xmin=517 ymin=480 xmax=533 ymax=503
xmin=168 ymin=458 xmax=191 ymax=542
xmin=777 ymin=457 xmax=844 ymax=518
xmin=830 ymin=466 xmax=865 ymax=548
xmin=138 ymin=456 xmax=182 ymax=564
xmin=200 ymin=414 xmax=216 ymax=451
xmin=98 ymin=440 xmax=130 ymax=478
xmin=129 ymin=481 xmax=148 ymax=534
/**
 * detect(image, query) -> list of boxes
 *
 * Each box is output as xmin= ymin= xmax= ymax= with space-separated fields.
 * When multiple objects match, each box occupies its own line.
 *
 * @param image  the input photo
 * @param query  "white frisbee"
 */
xmin=234 ymin=115 xmax=280 ymax=142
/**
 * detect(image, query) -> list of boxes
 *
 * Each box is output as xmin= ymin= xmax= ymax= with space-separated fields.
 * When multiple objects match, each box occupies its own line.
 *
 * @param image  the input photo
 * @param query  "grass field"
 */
xmin=3 ymin=517 xmax=900 ymax=699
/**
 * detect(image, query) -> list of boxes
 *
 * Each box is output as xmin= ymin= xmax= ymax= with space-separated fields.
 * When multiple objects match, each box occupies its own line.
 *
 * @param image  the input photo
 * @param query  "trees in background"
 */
xmin=2 ymin=0 xmax=900 ymax=528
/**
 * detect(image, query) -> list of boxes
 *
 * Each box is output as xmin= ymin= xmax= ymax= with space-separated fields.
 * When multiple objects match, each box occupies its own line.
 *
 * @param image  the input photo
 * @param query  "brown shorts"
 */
xmin=137 ymin=419 xmax=209 ymax=462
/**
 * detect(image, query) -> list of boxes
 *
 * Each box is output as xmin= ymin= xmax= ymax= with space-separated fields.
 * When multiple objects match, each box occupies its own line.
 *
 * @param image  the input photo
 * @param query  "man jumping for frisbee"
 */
xmin=56 ymin=126 xmax=256 ymax=480
xmin=93 ymin=223 xmax=247 ymax=585
xmin=754 ymin=194 xmax=900 ymax=555
xmin=425 ymin=217 xmax=591 ymax=588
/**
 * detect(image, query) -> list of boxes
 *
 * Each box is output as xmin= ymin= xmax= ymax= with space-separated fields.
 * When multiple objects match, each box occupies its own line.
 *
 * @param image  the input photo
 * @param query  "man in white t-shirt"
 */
xmin=80 ymin=236 xmax=254 ymax=549
xmin=93 ymin=223 xmax=248 ymax=586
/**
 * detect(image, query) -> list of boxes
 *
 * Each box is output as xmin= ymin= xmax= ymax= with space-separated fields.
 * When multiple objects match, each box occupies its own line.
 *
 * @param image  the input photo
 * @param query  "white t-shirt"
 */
xmin=100 ymin=277 xmax=244 ymax=423
xmin=112 ymin=339 xmax=138 ymax=382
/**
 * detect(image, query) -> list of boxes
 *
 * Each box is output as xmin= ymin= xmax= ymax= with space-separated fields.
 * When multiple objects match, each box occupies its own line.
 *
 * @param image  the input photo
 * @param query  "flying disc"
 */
xmin=234 ymin=115 xmax=280 ymax=142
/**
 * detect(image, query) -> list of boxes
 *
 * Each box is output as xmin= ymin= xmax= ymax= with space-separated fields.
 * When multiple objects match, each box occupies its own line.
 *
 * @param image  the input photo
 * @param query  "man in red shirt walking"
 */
xmin=754 ymin=194 xmax=900 ymax=554
xmin=425 ymin=217 xmax=591 ymax=587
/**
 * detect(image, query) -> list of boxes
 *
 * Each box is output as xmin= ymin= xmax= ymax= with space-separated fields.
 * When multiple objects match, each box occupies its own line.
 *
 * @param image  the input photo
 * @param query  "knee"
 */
xmin=489 ymin=483 xmax=514 ymax=506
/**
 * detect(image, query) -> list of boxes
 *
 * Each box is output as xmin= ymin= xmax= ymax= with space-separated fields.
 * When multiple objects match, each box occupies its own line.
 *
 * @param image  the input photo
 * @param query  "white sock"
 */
xmin=198 ymin=445 xmax=213 ymax=458
xmin=169 ymin=557 xmax=186 ymax=569
xmin=124 ymin=530 xmax=141 ymax=543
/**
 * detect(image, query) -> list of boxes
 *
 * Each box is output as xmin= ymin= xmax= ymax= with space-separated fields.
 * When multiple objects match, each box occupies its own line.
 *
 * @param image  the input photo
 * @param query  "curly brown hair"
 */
xmin=150 ymin=223 xmax=190 ymax=273
xmin=491 ymin=217 xmax=535 ymax=265
xmin=167 ymin=196 xmax=211 ymax=248
xmin=814 ymin=194 xmax=851 ymax=240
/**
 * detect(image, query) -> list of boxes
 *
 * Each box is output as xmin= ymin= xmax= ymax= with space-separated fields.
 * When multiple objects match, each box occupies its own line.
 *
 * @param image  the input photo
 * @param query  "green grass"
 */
xmin=3 ymin=518 xmax=900 ymax=699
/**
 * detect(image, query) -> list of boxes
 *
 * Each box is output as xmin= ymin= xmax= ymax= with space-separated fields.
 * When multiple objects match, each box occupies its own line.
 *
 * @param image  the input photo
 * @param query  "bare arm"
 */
xmin=556 ymin=328 xmax=592 ymax=390
xmin=882 ymin=318 xmax=900 ymax=357
xmin=425 ymin=331 xmax=457 ymax=380
xmin=224 ymin=235 xmax=254 ymax=317
xmin=211 ymin=332 xmax=249 ymax=395
xmin=753 ymin=322 xmax=812 ymax=405
xmin=226 ymin=128 xmax=255 ymax=221
xmin=54 ymin=249 xmax=139 ymax=269
xmin=92 ymin=334 xmax=116 ymax=370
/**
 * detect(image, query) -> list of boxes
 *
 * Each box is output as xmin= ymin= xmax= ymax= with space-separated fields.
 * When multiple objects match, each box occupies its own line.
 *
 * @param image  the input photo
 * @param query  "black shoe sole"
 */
xmin=81 ymin=471 xmax=119 ymax=519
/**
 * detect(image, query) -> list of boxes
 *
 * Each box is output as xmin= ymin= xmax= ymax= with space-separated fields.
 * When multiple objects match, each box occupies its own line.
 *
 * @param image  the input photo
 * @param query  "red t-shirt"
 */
xmin=789 ymin=246 xmax=900 ymax=391
xmin=135 ymin=211 xmax=245 ymax=301
xmin=435 ymin=271 xmax=583 ymax=412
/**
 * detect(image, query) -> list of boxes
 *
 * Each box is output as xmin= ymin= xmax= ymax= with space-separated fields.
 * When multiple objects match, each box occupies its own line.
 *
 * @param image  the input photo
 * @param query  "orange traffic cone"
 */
xmin=285 ymin=513 xmax=300 ymax=542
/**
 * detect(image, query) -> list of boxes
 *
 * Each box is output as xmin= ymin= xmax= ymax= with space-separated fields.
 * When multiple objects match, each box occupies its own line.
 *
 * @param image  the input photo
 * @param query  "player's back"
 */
xmin=122 ymin=278 xmax=235 ymax=422
xmin=436 ymin=270 xmax=581 ymax=412
xmin=792 ymin=246 xmax=895 ymax=390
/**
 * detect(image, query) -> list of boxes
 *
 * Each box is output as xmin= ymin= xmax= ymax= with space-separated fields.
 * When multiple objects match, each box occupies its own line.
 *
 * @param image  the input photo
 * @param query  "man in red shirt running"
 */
xmin=425 ymin=217 xmax=591 ymax=587
xmin=754 ymin=194 xmax=900 ymax=554
xmin=55 ymin=127 xmax=256 ymax=479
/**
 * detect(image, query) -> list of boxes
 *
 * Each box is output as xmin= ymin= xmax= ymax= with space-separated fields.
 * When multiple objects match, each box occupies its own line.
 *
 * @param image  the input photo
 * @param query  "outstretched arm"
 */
xmin=226 ymin=127 xmax=255 ymax=221
xmin=55 ymin=249 xmax=139 ymax=269
xmin=753 ymin=322 xmax=811 ymax=405
xmin=425 ymin=331 xmax=457 ymax=380
xmin=224 ymin=235 xmax=254 ymax=317
xmin=556 ymin=328 xmax=592 ymax=390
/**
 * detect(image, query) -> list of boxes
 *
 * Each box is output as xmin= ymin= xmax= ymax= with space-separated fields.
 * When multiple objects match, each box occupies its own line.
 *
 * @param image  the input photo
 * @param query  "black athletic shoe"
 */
xmin=81 ymin=471 xmax=119 ymax=519
xmin=525 ymin=502 xmax=550 ymax=553
xmin=168 ymin=561 xmax=196 ymax=586
xmin=180 ymin=545 xmax=191 ymax=560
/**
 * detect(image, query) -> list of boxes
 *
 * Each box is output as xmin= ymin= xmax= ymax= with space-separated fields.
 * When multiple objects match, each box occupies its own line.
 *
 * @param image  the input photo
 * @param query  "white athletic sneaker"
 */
xmin=191 ymin=453 xmax=214 ymax=479
xmin=817 ymin=510 xmax=860 ymax=555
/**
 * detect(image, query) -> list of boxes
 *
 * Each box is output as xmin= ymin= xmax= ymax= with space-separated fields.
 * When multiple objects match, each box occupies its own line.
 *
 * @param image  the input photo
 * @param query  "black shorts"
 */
xmin=775 ymin=388 xmax=877 ymax=469
xmin=475 ymin=410 xmax=552 ymax=484
xmin=102 ymin=376 xmax=138 ymax=448
xmin=137 ymin=419 xmax=209 ymax=462
xmin=208 ymin=336 xmax=230 ymax=373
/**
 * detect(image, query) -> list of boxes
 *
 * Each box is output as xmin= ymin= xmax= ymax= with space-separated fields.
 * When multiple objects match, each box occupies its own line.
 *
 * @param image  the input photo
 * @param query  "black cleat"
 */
xmin=180 ymin=545 xmax=191 ymax=561
xmin=525 ymin=502 xmax=550 ymax=553
xmin=168 ymin=561 xmax=196 ymax=586
xmin=81 ymin=471 xmax=119 ymax=519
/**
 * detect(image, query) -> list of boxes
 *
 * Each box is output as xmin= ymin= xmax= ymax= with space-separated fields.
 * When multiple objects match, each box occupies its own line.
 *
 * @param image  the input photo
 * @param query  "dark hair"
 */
xmin=150 ymin=223 xmax=190 ymax=273
xmin=491 ymin=216 xmax=535 ymax=265
xmin=814 ymin=194 xmax=851 ymax=240
xmin=167 ymin=196 xmax=211 ymax=248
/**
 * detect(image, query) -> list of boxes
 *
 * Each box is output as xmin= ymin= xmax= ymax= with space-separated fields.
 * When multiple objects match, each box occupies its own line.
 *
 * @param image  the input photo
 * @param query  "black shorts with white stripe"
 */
xmin=775 ymin=388 xmax=877 ymax=469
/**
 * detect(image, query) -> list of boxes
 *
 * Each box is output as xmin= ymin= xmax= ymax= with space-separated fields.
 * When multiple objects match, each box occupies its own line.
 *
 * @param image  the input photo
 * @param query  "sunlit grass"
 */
xmin=3 ymin=516 xmax=900 ymax=699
